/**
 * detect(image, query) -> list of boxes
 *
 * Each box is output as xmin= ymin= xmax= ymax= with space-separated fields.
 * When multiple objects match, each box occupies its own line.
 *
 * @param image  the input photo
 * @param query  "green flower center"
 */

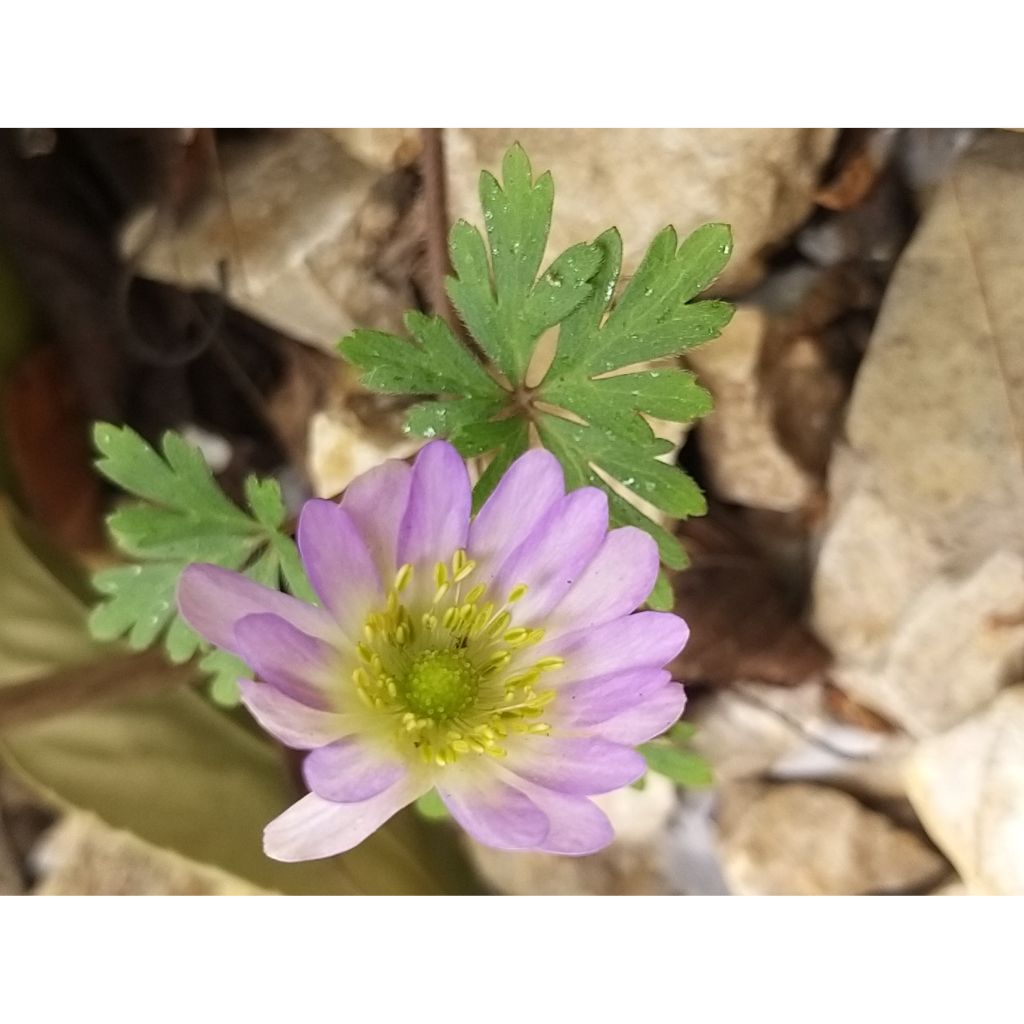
xmin=402 ymin=649 xmax=480 ymax=720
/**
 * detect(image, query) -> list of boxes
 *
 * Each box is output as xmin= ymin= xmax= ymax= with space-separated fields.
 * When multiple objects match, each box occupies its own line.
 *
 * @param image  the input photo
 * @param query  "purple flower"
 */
xmin=178 ymin=441 xmax=688 ymax=861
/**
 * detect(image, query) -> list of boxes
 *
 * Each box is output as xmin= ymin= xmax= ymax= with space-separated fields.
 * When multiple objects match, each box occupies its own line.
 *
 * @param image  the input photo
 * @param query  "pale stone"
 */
xmin=307 ymin=365 xmax=419 ymax=498
xmin=33 ymin=813 xmax=271 ymax=895
xmin=664 ymin=790 xmax=730 ymax=895
xmin=716 ymin=782 xmax=948 ymax=895
xmin=325 ymin=128 xmax=420 ymax=169
xmin=906 ymin=686 xmax=1024 ymax=895
xmin=463 ymin=773 xmax=678 ymax=895
xmin=813 ymin=130 xmax=1024 ymax=735
xmin=446 ymin=129 xmax=838 ymax=294
xmin=930 ymin=879 xmax=968 ymax=895
xmin=690 ymin=682 xmax=825 ymax=782
xmin=691 ymin=682 xmax=912 ymax=800
xmin=831 ymin=552 xmax=1024 ymax=736
xmin=686 ymin=307 xmax=815 ymax=511
xmin=121 ymin=130 xmax=415 ymax=352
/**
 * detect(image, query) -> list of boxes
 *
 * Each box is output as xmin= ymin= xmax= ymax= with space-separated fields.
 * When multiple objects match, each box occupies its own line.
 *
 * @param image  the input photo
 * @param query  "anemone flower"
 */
xmin=178 ymin=441 xmax=688 ymax=861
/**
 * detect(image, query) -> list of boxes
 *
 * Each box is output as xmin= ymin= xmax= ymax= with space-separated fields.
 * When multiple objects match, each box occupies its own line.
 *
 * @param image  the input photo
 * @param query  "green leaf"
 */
xmin=340 ymin=311 xmax=503 ymax=400
xmin=245 ymin=475 xmax=287 ymax=530
xmin=90 ymin=423 xmax=314 ymax=695
xmin=640 ymin=724 xmax=713 ymax=789
xmin=641 ymin=744 xmax=714 ymax=788
xmin=527 ymin=223 xmax=729 ymax=554
xmin=646 ymin=570 xmax=674 ymax=611
xmin=202 ymin=650 xmax=248 ymax=706
xmin=414 ymin=789 xmax=451 ymax=821
xmin=536 ymin=414 xmax=703 ymax=563
xmin=338 ymin=143 xmax=732 ymax=578
xmin=445 ymin=144 xmax=603 ymax=385
xmin=467 ymin=418 xmax=530 ymax=511
xmin=406 ymin=397 xmax=504 ymax=440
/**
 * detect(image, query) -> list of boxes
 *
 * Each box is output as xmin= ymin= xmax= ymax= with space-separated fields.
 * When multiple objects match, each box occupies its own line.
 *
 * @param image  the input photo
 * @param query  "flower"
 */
xmin=178 ymin=441 xmax=688 ymax=861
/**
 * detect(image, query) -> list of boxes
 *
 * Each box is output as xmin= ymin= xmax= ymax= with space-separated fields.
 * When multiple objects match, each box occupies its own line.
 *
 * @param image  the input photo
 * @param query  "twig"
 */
xmin=0 ymin=649 xmax=194 ymax=731
xmin=419 ymin=128 xmax=458 ymax=331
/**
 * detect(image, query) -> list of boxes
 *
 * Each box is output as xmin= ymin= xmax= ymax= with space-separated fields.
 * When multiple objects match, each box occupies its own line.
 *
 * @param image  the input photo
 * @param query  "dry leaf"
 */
xmin=2 ymin=345 xmax=104 ymax=551
xmin=671 ymin=506 xmax=830 ymax=687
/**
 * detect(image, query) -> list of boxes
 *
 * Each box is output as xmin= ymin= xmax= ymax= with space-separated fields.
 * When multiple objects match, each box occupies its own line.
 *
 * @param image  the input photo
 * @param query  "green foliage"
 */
xmin=339 ymin=144 xmax=733 ymax=590
xmin=640 ymin=722 xmax=714 ymax=789
xmin=414 ymin=789 xmax=451 ymax=821
xmin=89 ymin=423 xmax=315 ymax=701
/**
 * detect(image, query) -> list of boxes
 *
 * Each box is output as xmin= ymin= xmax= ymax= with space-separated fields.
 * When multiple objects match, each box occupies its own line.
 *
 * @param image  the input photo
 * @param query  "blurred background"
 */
xmin=0 ymin=127 xmax=1020 ymax=895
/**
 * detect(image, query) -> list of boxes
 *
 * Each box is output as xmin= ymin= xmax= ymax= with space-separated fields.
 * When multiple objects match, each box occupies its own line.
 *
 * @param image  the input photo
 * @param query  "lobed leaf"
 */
xmin=89 ymin=423 xmax=314 ymax=698
xmin=339 ymin=144 xmax=733 ymax=587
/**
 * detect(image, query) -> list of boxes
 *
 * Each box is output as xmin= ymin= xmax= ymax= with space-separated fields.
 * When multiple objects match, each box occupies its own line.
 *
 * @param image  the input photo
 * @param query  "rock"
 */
xmin=716 ymin=782 xmax=948 ymax=895
xmin=32 ymin=813 xmax=271 ymax=895
xmin=121 ymin=130 xmax=417 ymax=352
xmin=813 ymin=131 xmax=1024 ymax=735
xmin=828 ymin=551 xmax=1024 ymax=735
xmin=687 ymin=308 xmax=817 ymax=511
xmin=325 ymin=128 xmax=420 ymax=170
xmin=906 ymin=686 xmax=1024 ymax=895
xmin=798 ymin=171 xmax=912 ymax=269
xmin=895 ymin=128 xmax=980 ymax=210
xmin=307 ymin=363 xmax=420 ymax=498
xmin=446 ymin=129 xmax=838 ymax=294
xmin=930 ymin=878 xmax=968 ymax=895
xmin=664 ymin=789 xmax=730 ymax=895
xmin=463 ymin=773 xmax=678 ymax=895
xmin=689 ymin=683 xmax=824 ymax=781
xmin=0 ymin=767 xmax=53 ymax=894
xmin=690 ymin=682 xmax=911 ymax=800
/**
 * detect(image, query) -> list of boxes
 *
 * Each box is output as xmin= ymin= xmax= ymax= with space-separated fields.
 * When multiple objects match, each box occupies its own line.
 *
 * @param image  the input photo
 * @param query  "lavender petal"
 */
xmin=297 ymin=499 xmax=383 ymax=639
xmin=263 ymin=775 xmax=430 ymax=862
xmin=178 ymin=563 xmax=335 ymax=655
xmin=303 ymin=738 xmax=407 ymax=802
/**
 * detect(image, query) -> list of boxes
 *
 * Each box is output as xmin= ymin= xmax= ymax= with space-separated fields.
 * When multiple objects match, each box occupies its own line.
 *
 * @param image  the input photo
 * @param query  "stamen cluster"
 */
xmin=354 ymin=550 xmax=562 ymax=767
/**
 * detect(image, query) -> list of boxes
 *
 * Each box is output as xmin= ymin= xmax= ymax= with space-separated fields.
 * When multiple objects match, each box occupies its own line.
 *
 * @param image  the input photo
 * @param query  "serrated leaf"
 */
xmin=202 ymin=648 xmax=248 ymax=706
xmin=339 ymin=312 xmax=502 ymax=400
xmin=603 ymin=486 xmax=689 ymax=570
xmin=406 ymin=397 xmax=504 ymax=440
xmin=601 ymin=223 xmax=733 ymax=345
xmin=591 ymin=368 xmax=713 ymax=424
xmin=269 ymin=532 xmax=317 ymax=605
xmin=445 ymin=144 xmax=602 ymax=385
xmin=338 ymin=144 xmax=732 ymax=580
xmin=535 ymin=412 xmax=689 ymax=569
xmin=106 ymin=505 xmax=261 ymax=561
xmin=538 ymin=414 xmax=706 ymax=519
xmin=525 ymin=223 xmax=729 ymax=557
xmin=90 ymin=423 xmax=314 ymax=688
xmin=245 ymin=475 xmax=287 ymax=530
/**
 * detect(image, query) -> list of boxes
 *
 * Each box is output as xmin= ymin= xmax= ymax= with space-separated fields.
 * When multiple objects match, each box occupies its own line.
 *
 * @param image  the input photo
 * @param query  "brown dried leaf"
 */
xmin=671 ymin=506 xmax=830 ymax=687
xmin=815 ymin=145 xmax=883 ymax=211
xmin=2 ymin=345 xmax=104 ymax=551
xmin=823 ymin=683 xmax=897 ymax=733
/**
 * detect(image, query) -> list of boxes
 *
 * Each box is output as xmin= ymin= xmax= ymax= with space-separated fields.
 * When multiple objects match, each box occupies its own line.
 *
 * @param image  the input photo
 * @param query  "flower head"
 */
xmin=178 ymin=441 xmax=688 ymax=861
